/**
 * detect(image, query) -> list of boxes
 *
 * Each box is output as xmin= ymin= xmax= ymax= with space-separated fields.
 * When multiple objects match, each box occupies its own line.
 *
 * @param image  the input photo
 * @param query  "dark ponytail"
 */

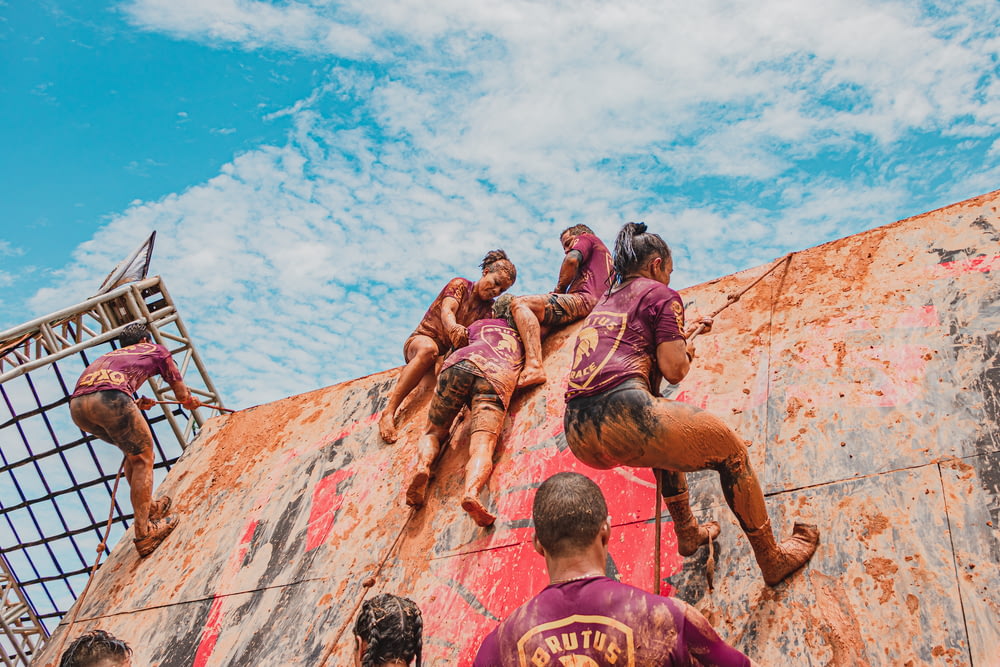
xmin=480 ymin=249 xmax=517 ymax=285
xmin=354 ymin=594 xmax=423 ymax=667
xmin=612 ymin=222 xmax=670 ymax=284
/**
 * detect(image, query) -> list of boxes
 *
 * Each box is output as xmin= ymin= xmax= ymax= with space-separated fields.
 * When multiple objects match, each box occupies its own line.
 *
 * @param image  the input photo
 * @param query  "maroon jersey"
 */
xmin=442 ymin=319 xmax=524 ymax=408
xmin=565 ymin=233 xmax=613 ymax=305
xmin=473 ymin=576 xmax=753 ymax=666
xmin=565 ymin=277 xmax=685 ymax=400
xmin=412 ymin=277 xmax=495 ymax=353
xmin=72 ymin=342 xmax=183 ymax=398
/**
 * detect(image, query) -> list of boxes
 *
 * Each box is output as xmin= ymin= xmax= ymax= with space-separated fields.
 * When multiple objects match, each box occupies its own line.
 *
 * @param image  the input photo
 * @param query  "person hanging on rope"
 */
xmin=353 ymin=593 xmax=423 ymax=667
xmin=562 ymin=222 xmax=819 ymax=586
xmin=59 ymin=629 xmax=133 ymax=667
xmin=405 ymin=294 xmax=524 ymax=527
xmin=69 ymin=322 xmax=200 ymax=558
xmin=511 ymin=224 xmax=613 ymax=389
xmin=473 ymin=472 xmax=757 ymax=666
xmin=379 ymin=250 xmax=517 ymax=444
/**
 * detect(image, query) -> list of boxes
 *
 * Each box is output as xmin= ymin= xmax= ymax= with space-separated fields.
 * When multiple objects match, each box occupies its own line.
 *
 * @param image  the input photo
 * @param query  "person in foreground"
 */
xmin=405 ymin=294 xmax=524 ymax=527
xmin=563 ymin=222 xmax=819 ymax=586
xmin=510 ymin=225 xmax=613 ymax=389
xmin=59 ymin=629 xmax=132 ymax=667
xmin=473 ymin=472 xmax=757 ymax=666
xmin=353 ymin=593 xmax=423 ymax=667
xmin=380 ymin=250 xmax=517 ymax=443
xmin=69 ymin=322 xmax=199 ymax=557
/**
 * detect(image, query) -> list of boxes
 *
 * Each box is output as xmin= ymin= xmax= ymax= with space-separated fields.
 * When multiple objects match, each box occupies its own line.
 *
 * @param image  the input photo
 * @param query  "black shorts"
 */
xmin=541 ymin=292 xmax=595 ymax=326
xmin=428 ymin=361 xmax=507 ymax=436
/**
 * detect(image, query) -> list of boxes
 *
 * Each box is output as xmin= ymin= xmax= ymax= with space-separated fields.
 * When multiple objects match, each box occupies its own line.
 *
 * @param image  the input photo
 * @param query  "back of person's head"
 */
xmin=480 ymin=249 xmax=517 ymax=285
xmin=353 ymin=593 xmax=423 ymax=667
xmin=612 ymin=222 xmax=670 ymax=283
xmin=118 ymin=322 xmax=150 ymax=348
xmin=561 ymin=224 xmax=594 ymax=239
xmin=492 ymin=294 xmax=517 ymax=326
xmin=59 ymin=630 xmax=131 ymax=667
xmin=533 ymin=472 xmax=608 ymax=558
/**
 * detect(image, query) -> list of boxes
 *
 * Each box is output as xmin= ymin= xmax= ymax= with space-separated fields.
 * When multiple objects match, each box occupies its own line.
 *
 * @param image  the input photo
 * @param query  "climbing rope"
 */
xmin=686 ymin=252 xmax=794 ymax=343
xmin=43 ymin=460 xmax=126 ymax=667
xmin=150 ymin=399 xmax=235 ymax=414
xmin=316 ymin=507 xmax=418 ymax=666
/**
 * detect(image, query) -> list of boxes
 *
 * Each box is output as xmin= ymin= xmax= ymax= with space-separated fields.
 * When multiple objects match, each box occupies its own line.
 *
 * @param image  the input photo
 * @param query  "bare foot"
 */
xmin=461 ymin=496 xmax=496 ymax=527
xmin=406 ymin=469 xmax=430 ymax=507
xmin=516 ymin=367 xmax=547 ymax=390
xmin=379 ymin=411 xmax=399 ymax=444
xmin=676 ymin=520 xmax=721 ymax=557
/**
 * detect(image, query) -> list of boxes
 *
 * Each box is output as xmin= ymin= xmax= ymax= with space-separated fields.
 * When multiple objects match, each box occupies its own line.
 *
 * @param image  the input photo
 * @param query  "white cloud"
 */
xmin=24 ymin=0 xmax=1000 ymax=406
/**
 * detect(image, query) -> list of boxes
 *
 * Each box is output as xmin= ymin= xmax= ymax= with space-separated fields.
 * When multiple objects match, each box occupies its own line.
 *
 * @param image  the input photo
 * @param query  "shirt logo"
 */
xmin=670 ymin=300 xmax=684 ymax=331
xmin=567 ymin=312 xmax=627 ymax=390
xmin=515 ymin=615 xmax=635 ymax=666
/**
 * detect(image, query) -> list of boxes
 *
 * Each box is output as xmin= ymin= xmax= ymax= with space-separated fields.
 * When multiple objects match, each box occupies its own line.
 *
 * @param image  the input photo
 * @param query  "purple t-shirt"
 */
xmin=472 ymin=576 xmax=753 ymax=666
xmin=565 ymin=233 xmax=613 ymax=304
xmin=72 ymin=342 xmax=183 ymax=398
xmin=565 ymin=277 xmax=685 ymax=400
xmin=441 ymin=319 xmax=525 ymax=408
xmin=412 ymin=277 xmax=495 ymax=352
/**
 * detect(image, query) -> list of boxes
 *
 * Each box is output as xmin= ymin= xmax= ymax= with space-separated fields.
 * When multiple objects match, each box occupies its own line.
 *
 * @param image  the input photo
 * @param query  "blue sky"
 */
xmin=2 ymin=0 xmax=999 ymax=407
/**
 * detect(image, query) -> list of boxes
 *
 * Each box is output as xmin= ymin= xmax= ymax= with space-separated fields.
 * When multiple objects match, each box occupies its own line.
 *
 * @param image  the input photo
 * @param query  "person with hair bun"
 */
xmin=511 ymin=224 xmax=613 ymax=389
xmin=353 ymin=593 xmax=423 ymax=667
xmin=405 ymin=294 xmax=524 ymax=527
xmin=379 ymin=250 xmax=517 ymax=443
xmin=562 ymin=222 xmax=819 ymax=587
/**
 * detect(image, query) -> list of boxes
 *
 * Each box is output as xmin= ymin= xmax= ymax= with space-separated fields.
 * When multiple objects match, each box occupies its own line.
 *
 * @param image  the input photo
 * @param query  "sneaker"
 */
xmin=134 ymin=516 xmax=179 ymax=558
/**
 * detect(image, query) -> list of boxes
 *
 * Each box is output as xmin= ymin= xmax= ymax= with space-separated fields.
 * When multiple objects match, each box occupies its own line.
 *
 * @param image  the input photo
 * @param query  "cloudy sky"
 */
xmin=2 ymin=0 xmax=999 ymax=407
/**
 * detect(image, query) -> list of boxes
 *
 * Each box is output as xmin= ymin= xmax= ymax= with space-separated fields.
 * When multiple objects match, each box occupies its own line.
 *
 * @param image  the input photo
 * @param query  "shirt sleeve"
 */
xmin=676 ymin=600 xmax=754 ymax=666
xmin=441 ymin=277 xmax=471 ymax=303
xmin=650 ymin=287 xmax=685 ymax=345
xmin=471 ymin=628 xmax=502 ymax=667
xmin=569 ymin=234 xmax=594 ymax=262
xmin=157 ymin=346 xmax=184 ymax=385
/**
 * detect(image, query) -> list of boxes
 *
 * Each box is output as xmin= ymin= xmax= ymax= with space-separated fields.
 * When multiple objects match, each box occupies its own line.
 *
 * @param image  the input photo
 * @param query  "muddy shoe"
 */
xmin=664 ymin=491 xmax=720 ymax=556
xmin=461 ymin=496 xmax=497 ymax=527
xmin=134 ymin=516 xmax=179 ymax=558
xmin=148 ymin=496 xmax=172 ymax=522
xmin=747 ymin=520 xmax=820 ymax=586
xmin=406 ymin=470 xmax=430 ymax=507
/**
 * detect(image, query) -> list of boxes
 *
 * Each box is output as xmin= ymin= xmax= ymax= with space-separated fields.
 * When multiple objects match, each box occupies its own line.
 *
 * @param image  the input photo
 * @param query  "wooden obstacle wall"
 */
xmin=32 ymin=190 xmax=1000 ymax=666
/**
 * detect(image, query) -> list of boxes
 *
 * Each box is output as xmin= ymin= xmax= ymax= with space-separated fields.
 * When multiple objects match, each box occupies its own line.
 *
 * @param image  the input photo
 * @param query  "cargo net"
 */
xmin=0 ymin=338 xmax=192 ymax=649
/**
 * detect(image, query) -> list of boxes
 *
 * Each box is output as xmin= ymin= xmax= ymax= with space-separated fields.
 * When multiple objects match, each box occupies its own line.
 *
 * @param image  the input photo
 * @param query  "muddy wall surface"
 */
xmin=32 ymin=191 xmax=1000 ymax=666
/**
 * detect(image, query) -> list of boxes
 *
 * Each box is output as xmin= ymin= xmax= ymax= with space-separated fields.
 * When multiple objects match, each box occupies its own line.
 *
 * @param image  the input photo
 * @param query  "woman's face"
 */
xmin=476 ymin=269 xmax=514 ymax=300
xmin=651 ymin=255 xmax=673 ymax=286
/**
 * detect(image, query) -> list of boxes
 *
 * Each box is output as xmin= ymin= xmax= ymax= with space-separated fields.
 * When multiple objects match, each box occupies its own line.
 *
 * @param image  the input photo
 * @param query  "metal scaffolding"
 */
xmin=0 ymin=276 xmax=224 ymax=665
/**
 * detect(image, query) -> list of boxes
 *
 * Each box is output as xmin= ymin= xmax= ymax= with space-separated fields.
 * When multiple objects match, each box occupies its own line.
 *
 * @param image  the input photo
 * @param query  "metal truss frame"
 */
xmin=0 ymin=276 xmax=225 ymax=665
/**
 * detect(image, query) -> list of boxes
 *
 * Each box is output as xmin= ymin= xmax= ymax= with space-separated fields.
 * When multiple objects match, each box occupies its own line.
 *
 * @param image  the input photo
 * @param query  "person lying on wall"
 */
xmin=405 ymin=294 xmax=524 ymax=527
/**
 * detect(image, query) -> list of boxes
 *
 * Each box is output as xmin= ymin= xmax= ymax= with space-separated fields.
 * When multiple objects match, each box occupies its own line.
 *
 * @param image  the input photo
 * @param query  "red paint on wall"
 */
xmin=305 ymin=469 xmax=354 ymax=552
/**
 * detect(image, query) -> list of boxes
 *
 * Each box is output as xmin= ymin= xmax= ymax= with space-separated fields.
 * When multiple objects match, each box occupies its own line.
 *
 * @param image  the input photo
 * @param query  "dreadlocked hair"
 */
xmin=354 ymin=594 xmax=423 ymax=667
xmin=480 ymin=249 xmax=517 ymax=285
xmin=612 ymin=222 xmax=670 ymax=285
xmin=59 ymin=630 xmax=132 ymax=667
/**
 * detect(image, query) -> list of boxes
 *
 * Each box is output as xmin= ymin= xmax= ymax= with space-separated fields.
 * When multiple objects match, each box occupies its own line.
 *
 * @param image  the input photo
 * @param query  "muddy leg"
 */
xmin=658 ymin=469 xmax=720 ymax=557
xmin=461 ymin=429 xmax=499 ymax=527
xmin=512 ymin=296 xmax=548 ymax=389
xmin=380 ymin=338 xmax=438 ymax=443
xmin=406 ymin=425 xmax=447 ymax=507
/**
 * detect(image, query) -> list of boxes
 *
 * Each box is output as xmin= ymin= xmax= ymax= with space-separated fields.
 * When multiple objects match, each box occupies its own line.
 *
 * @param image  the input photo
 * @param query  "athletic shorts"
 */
xmin=428 ymin=361 xmax=507 ymax=436
xmin=542 ymin=292 xmax=595 ymax=326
